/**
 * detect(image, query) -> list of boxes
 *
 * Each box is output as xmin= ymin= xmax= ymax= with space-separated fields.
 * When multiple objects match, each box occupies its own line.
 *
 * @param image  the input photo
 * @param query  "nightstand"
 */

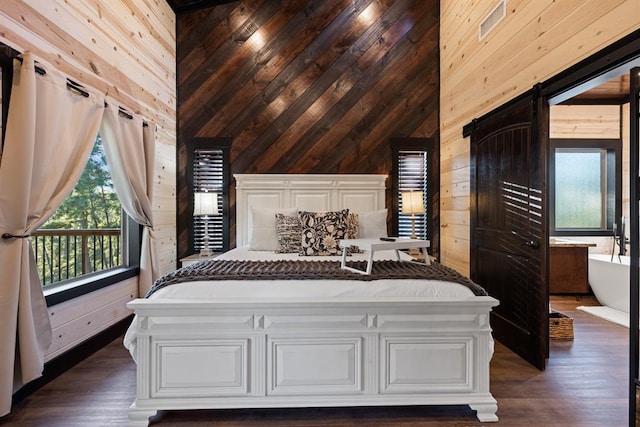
xmin=180 ymin=253 xmax=220 ymax=267
xmin=408 ymin=251 xmax=437 ymax=264
xmin=409 ymin=251 xmax=426 ymax=262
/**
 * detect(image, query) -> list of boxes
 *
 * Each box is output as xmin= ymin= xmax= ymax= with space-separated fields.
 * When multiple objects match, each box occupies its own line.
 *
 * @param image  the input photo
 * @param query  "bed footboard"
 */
xmin=126 ymin=297 xmax=499 ymax=426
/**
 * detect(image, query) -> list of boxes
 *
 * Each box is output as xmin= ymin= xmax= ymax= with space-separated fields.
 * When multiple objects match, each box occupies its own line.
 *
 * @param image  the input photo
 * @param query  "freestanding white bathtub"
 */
xmin=588 ymin=254 xmax=630 ymax=313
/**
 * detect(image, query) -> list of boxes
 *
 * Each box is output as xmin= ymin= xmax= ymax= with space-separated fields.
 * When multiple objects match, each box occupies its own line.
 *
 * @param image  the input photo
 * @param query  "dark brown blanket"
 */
xmin=146 ymin=259 xmax=487 ymax=297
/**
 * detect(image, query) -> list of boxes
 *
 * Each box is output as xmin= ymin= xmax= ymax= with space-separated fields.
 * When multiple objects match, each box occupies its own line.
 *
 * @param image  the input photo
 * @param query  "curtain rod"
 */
xmin=16 ymin=56 xmax=149 ymax=128
xmin=15 ymin=56 xmax=46 ymax=75
xmin=66 ymin=78 xmax=89 ymax=98
xmin=106 ymin=102 xmax=148 ymax=127
xmin=15 ymin=57 xmax=90 ymax=98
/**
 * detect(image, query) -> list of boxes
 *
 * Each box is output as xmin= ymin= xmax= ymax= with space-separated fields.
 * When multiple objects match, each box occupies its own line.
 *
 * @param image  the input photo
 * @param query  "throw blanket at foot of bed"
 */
xmin=146 ymin=259 xmax=488 ymax=297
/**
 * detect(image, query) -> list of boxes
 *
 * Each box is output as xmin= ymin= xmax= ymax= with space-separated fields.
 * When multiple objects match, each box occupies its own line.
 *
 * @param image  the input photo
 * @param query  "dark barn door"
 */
xmin=466 ymin=91 xmax=549 ymax=370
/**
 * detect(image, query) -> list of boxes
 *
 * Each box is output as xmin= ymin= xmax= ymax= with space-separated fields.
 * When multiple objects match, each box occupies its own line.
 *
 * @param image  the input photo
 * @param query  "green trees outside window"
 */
xmin=32 ymin=136 xmax=123 ymax=286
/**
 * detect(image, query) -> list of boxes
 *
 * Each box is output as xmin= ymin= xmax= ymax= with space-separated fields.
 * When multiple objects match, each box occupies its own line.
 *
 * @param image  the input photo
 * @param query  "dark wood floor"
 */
xmin=0 ymin=296 xmax=629 ymax=426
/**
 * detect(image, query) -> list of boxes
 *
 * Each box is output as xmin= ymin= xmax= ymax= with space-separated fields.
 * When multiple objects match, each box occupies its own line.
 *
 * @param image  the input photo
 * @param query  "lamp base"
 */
xmin=199 ymin=248 xmax=213 ymax=257
xmin=408 ymin=226 xmax=421 ymax=257
xmin=199 ymin=217 xmax=213 ymax=257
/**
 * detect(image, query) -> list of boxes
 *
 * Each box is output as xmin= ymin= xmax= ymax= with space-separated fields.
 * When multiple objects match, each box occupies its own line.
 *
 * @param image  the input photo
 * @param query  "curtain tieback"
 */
xmin=2 ymin=233 xmax=30 ymax=239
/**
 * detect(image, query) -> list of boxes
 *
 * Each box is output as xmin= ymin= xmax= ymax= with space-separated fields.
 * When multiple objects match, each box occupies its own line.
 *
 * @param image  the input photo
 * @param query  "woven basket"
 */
xmin=549 ymin=311 xmax=574 ymax=340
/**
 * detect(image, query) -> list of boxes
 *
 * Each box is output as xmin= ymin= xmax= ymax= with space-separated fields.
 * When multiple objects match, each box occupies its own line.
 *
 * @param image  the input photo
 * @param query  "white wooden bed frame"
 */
xmin=126 ymin=174 xmax=499 ymax=426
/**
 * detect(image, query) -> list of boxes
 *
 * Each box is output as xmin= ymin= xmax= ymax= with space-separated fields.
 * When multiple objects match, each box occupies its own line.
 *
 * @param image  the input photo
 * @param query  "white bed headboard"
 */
xmin=234 ymin=174 xmax=387 ymax=247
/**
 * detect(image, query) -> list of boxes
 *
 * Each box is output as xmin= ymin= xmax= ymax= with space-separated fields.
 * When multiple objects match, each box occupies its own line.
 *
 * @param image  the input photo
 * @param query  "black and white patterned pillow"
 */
xmin=275 ymin=214 xmax=302 ymax=254
xmin=298 ymin=209 xmax=349 ymax=256
xmin=346 ymin=212 xmax=362 ymax=253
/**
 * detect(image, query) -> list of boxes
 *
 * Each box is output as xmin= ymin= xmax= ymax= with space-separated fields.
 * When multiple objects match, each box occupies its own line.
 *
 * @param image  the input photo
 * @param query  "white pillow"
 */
xmin=250 ymin=207 xmax=298 ymax=251
xmin=357 ymin=209 xmax=388 ymax=238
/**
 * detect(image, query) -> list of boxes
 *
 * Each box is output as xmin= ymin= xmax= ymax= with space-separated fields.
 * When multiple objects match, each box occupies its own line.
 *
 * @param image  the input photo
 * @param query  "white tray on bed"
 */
xmin=339 ymin=237 xmax=430 ymax=274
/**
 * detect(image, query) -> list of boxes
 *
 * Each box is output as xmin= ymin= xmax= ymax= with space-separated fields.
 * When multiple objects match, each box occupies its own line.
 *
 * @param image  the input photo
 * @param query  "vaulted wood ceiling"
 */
xmin=573 ymin=74 xmax=630 ymax=101
xmin=165 ymin=0 xmax=234 ymax=14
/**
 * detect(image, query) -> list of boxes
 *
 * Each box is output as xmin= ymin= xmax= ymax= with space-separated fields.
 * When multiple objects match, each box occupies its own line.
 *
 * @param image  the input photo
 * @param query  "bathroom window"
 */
xmin=550 ymin=139 xmax=621 ymax=236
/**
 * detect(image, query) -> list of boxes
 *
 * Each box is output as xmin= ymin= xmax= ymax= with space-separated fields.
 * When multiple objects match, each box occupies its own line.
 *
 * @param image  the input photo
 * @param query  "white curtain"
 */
xmin=0 ymin=53 xmax=105 ymax=415
xmin=100 ymin=100 xmax=159 ymax=296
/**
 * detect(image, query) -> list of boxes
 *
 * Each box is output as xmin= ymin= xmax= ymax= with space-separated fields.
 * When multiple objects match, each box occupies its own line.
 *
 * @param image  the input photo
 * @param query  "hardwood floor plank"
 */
xmin=0 ymin=296 xmax=628 ymax=426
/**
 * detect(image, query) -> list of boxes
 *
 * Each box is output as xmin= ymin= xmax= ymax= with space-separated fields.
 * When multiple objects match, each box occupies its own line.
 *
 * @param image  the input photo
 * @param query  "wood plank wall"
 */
xmin=176 ymin=0 xmax=440 ymax=256
xmin=440 ymin=0 xmax=640 ymax=275
xmin=0 ymin=0 xmax=177 ymax=359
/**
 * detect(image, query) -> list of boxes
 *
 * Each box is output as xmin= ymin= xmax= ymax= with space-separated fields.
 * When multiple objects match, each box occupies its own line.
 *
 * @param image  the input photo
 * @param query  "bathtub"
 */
xmin=588 ymin=254 xmax=630 ymax=313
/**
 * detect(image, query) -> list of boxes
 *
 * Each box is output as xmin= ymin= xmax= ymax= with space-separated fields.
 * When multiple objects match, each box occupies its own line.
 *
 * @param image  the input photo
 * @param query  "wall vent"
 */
xmin=479 ymin=0 xmax=506 ymax=41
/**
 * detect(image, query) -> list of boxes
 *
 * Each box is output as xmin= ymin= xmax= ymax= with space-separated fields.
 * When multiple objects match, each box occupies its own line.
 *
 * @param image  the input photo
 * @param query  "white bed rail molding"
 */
xmin=126 ymin=297 xmax=499 ymax=426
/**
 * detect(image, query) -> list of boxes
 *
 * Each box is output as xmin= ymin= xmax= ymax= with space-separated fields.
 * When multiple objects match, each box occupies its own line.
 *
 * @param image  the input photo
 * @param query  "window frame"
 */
xmin=0 ymin=45 xmax=18 ymax=151
xmin=390 ymin=137 xmax=439 ymax=259
xmin=43 ymin=216 xmax=140 ymax=306
xmin=549 ymin=138 xmax=622 ymax=237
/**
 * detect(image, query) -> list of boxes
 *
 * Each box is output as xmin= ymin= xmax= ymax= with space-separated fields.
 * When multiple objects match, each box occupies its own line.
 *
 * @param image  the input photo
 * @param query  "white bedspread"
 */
xmin=123 ymin=246 xmax=477 ymax=358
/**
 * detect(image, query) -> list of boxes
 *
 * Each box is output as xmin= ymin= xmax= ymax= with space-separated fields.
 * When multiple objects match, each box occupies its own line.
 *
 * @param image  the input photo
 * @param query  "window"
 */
xmin=0 ymin=61 xmax=4 ymax=148
xmin=390 ymin=138 xmax=438 ymax=255
xmin=0 ymin=45 xmax=18 ymax=155
xmin=397 ymin=150 xmax=428 ymax=239
xmin=550 ymin=139 xmax=621 ymax=235
xmin=192 ymin=147 xmax=225 ymax=253
xmin=32 ymin=136 xmax=126 ymax=287
xmin=187 ymin=138 xmax=231 ymax=255
xmin=0 ymin=45 xmax=138 ymax=306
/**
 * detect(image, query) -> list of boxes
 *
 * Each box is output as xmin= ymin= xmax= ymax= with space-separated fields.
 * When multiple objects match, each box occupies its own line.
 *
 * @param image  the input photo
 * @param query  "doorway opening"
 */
xmin=541 ymin=34 xmax=640 ymax=424
xmin=547 ymin=72 xmax=629 ymax=313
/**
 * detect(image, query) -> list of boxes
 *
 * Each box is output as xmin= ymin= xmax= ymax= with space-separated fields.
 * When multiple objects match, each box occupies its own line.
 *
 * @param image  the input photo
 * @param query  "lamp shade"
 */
xmin=401 ymin=190 xmax=425 ymax=215
xmin=193 ymin=192 xmax=218 ymax=216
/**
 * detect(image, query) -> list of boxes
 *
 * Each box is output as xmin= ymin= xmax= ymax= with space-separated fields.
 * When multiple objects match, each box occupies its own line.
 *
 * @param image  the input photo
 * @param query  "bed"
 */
xmin=124 ymin=174 xmax=499 ymax=426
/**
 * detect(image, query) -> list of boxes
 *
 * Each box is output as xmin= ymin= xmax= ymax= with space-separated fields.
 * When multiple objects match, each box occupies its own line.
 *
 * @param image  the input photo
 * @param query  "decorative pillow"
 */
xmin=346 ymin=212 xmax=362 ymax=253
xmin=298 ymin=209 xmax=349 ymax=256
xmin=357 ymin=209 xmax=388 ymax=238
xmin=275 ymin=214 xmax=302 ymax=254
xmin=347 ymin=212 xmax=359 ymax=239
xmin=250 ymin=207 xmax=298 ymax=251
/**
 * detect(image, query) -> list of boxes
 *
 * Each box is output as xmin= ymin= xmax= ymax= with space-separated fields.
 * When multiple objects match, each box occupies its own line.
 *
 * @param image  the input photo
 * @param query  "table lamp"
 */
xmin=193 ymin=192 xmax=218 ymax=256
xmin=401 ymin=190 xmax=425 ymax=257
xmin=401 ymin=190 xmax=425 ymax=239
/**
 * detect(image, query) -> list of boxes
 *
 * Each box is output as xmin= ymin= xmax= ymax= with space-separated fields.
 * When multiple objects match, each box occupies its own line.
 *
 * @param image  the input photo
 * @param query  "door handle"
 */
xmin=524 ymin=240 xmax=539 ymax=249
